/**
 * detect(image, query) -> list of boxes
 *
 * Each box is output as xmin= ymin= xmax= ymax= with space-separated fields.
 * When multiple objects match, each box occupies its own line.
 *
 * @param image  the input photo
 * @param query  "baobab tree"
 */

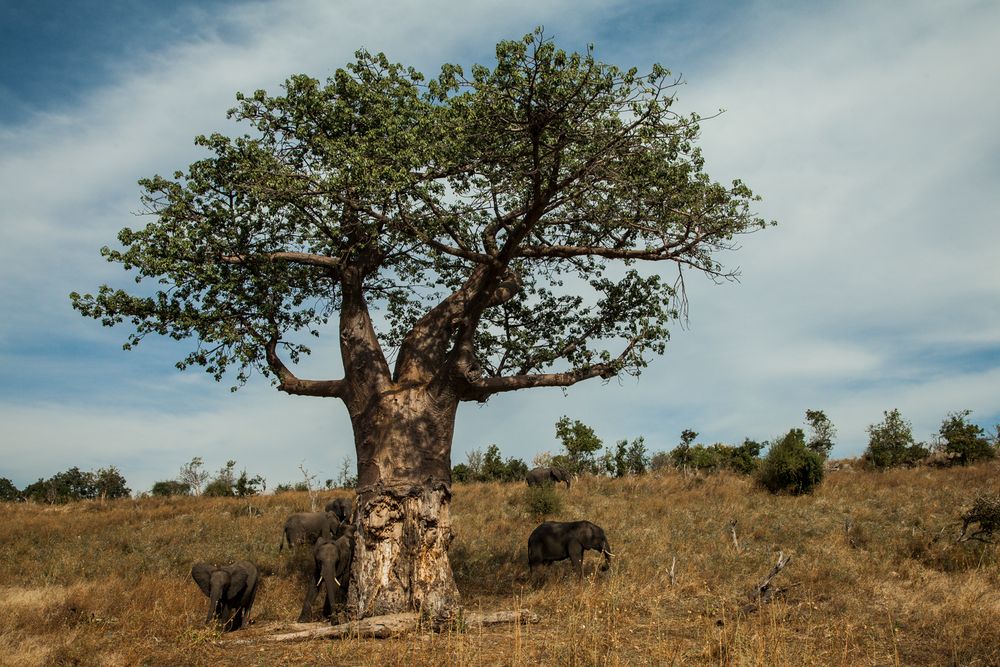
xmin=72 ymin=29 xmax=770 ymax=618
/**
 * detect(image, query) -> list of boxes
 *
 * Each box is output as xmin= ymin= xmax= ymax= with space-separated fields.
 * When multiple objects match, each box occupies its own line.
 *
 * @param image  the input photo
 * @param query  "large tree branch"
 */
xmin=220 ymin=251 xmax=341 ymax=272
xmin=458 ymin=331 xmax=645 ymax=402
xmin=458 ymin=366 xmax=613 ymax=402
xmin=339 ymin=266 xmax=391 ymax=407
xmin=263 ymin=336 xmax=347 ymax=398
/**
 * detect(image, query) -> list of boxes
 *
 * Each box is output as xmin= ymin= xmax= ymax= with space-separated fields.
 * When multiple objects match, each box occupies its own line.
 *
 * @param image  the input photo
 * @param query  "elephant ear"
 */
xmin=191 ymin=563 xmax=214 ymax=597
xmin=227 ymin=562 xmax=258 ymax=603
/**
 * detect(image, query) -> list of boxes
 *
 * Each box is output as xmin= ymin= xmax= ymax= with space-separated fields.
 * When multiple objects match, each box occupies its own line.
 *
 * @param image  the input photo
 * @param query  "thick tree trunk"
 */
xmin=346 ymin=385 xmax=461 ymax=619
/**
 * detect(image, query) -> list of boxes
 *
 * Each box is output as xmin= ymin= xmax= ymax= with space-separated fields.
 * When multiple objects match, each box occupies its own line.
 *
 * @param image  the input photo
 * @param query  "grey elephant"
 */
xmin=324 ymin=497 xmax=353 ymax=524
xmin=525 ymin=466 xmax=571 ymax=489
xmin=279 ymin=510 xmax=341 ymax=551
xmin=190 ymin=560 xmax=259 ymax=631
xmin=298 ymin=525 xmax=356 ymax=622
xmin=527 ymin=520 xmax=612 ymax=578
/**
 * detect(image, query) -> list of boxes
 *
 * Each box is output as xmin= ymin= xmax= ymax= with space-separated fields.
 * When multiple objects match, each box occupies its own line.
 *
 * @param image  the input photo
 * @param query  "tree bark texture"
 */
xmin=347 ymin=385 xmax=461 ymax=618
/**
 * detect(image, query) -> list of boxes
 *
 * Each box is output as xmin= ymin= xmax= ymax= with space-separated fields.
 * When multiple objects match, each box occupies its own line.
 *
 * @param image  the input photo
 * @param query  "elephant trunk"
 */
xmin=323 ymin=559 xmax=340 ymax=611
xmin=207 ymin=585 xmax=223 ymax=624
xmin=600 ymin=539 xmax=613 ymax=571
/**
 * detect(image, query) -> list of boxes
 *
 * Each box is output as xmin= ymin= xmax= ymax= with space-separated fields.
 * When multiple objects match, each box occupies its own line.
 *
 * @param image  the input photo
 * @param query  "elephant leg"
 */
xmin=568 ymin=541 xmax=585 ymax=579
xmin=230 ymin=607 xmax=244 ymax=631
xmin=298 ymin=577 xmax=321 ymax=622
xmin=219 ymin=604 xmax=234 ymax=631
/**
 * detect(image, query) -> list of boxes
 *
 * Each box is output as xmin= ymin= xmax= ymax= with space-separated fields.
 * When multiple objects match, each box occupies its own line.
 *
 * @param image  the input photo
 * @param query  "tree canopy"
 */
xmin=70 ymin=30 xmax=771 ymax=616
xmin=71 ymin=29 xmax=769 ymax=405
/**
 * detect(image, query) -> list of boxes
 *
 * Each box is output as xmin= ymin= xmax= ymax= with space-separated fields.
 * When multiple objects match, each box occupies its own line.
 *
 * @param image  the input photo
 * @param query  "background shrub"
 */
xmin=938 ymin=410 xmax=996 ymax=466
xmin=756 ymin=428 xmax=824 ymax=494
xmin=863 ymin=409 xmax=929 ymax=469
xmin=523 ymin=484 xmax=562 ymax=517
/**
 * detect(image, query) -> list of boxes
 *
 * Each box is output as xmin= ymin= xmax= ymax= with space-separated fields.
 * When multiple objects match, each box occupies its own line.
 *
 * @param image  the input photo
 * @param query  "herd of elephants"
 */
xmin=191 ymin=466 xmax=614 ymax=631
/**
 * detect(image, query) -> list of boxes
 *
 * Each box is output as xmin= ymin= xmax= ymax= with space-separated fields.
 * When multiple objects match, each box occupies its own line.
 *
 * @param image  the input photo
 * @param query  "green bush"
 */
xmin=755 ymin=429 xmax=824 ymax=495
xmin=938 ymin=410 xmax=996 ymax=466
xmin=150 ymin=480 xmax=191 ymax=497
xmin=863 ymin=409 xmax=928 ymax=469
xmin=523 ymin=484 xmax=562 ymax=517
xmin=0 ymin=477 xmax=21 ymax=502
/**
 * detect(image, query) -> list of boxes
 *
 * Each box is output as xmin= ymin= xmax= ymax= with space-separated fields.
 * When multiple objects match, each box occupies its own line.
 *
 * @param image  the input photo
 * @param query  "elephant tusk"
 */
xmin=603 ymin=550 xmax=616 ymax=557
xmin=316 ymin=576 xmax=324 ymax=588
xmin=333 ymin=575 xmax=341 ymax=587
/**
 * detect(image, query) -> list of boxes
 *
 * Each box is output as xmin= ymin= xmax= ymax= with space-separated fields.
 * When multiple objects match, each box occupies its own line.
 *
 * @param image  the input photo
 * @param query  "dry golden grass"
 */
xmin=1 ymin=464 xmax=998 ymax=666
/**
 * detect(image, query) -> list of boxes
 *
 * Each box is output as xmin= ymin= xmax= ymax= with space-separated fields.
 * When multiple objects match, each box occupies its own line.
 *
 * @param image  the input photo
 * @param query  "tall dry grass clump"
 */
xmin=0 ymin=466 xmax=998 ymax=665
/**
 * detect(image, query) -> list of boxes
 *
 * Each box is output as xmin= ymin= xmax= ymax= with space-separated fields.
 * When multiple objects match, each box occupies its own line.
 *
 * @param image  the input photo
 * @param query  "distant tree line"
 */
xmin=4 ymin=408 xmax=995 ymax=503
xmin=1 ymin=466 xmax=130 ymax=504
xmin=449 ymin=408 xmax=998 ymax=498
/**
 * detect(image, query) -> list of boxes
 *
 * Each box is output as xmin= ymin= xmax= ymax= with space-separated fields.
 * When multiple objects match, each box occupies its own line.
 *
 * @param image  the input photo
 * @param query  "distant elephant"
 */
xmin=190 ymin=560 xmax=259 ymax=631
xmin=298 ymin=525 xmax=356 ymax=622
xmin=528 ymin=520 xmax=612 ymax=578
xmin=525 ymin=466 xmax=571 ymax=489
xmin=279 ymin=511 xmax=341 ymax=551
xmin=324 ymin=497 xmax=353 ymax=524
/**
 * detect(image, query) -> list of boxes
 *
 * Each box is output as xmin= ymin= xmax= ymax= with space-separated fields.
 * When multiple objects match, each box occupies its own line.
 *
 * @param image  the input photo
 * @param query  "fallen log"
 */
xmin=235 ymin=608 xmax=540 ymax=643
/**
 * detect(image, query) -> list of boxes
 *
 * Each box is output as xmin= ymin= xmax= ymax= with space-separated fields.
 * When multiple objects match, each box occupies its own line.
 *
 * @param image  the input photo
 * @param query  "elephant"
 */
xmin=279 ymin=511 xmax=341 ymax=551
xmin=527 ymin=520 xmax=613 ymax=578
xmin=324 ymin=497 xmax=353 ymax=524
xmin=525 ymin=466 xmax=571 ymax=489
xmin=298 ymin=525 xmax=357 ymax=622
xmin=190 ymin=560 xmax=259 ymax=631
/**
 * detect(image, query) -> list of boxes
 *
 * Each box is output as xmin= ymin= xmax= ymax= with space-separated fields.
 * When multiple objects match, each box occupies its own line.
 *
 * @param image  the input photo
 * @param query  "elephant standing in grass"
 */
xmin=298 ymin=526 xmax=356 ymax=622
xmin=190 ymin=560 xmax=259 ymax=631
xmin=324 ymin=497 xmax=353 ymax=524
xmin=528 ymin=520 xmax=612 ymax=578
xmin=279 ymin=511 xmax=341 ymax=551
xmin=526 ymin=466 xmax=571 ymax=489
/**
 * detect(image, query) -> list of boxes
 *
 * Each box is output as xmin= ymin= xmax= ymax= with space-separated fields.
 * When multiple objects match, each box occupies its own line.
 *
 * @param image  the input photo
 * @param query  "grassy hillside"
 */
xmin=1 ymin=462 xmax=998 ymax=666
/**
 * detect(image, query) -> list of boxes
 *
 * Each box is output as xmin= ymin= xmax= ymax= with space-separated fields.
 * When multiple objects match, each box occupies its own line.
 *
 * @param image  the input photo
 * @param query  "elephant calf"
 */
xmin=190 ymin=560 xmax=259 ymax=631
xmin=528 ymin=520 xmax=612 ymax=579
xmin=279 ymin=510 xmax=341 ymax=551
xmin=298 ymin=525 xmax=356 ymax=622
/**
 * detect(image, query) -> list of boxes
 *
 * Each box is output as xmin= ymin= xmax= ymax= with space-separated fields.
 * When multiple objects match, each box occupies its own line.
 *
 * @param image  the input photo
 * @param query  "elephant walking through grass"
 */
xmin=528 ymin=520 xmax=612 ymax=578
xmin=190 ymin=560 xmax=259 ymax=631
xmin=525 ymin=466 xmax=571 ymax=489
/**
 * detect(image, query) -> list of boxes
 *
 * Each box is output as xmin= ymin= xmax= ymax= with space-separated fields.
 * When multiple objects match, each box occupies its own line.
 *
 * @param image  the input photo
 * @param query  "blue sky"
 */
xmin=2 ymin=0 xmax=998 ymax=492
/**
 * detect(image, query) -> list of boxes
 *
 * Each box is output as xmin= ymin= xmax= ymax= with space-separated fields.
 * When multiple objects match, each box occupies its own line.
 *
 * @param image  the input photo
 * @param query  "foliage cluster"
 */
xmin=937 ymin=410 xmax=997 ymax=466
xmin=522 ymin=483 xmax=563 ymax=517
xmin=15 ymin=466 xmax=130 ymax=504
xmin=553 ymin=416 xmax=605 ymax=475
xmin=804 ymin=409 xmax=836 ymax=458
xmin=755 ymin=429 xmax=824 ymax=495
xmin=862 ymin=409 xmax=930 ymax=470
xmin=155 ymin=458 xmax=266 ymax=498
xmin=669 ymin=437 xmax=763 ymax=475
xmin=150 ymin=480 xmax=191 ymax=497
xmin=452 ymin=444 xmax=528 ymax=483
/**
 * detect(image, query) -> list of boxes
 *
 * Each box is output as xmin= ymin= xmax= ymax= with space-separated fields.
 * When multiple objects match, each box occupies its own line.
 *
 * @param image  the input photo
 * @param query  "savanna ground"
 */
xmin=1 ymin=462 xmax=998 ymax=666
